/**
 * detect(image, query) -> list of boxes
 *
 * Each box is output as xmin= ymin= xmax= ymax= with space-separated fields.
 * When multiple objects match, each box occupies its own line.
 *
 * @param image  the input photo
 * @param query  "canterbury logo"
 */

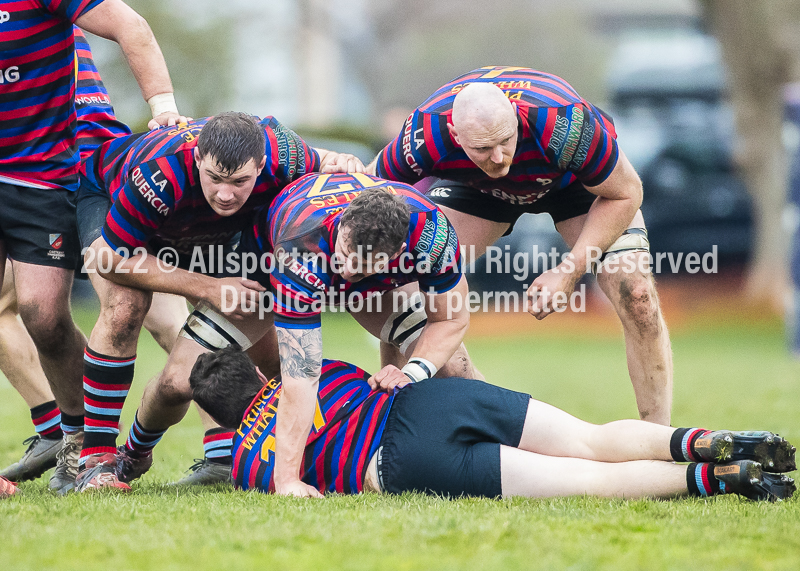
xmin=0 ymin=11 xmax=10 ymax=23
xmin=429 ymin=188 xmax=451 ymax=198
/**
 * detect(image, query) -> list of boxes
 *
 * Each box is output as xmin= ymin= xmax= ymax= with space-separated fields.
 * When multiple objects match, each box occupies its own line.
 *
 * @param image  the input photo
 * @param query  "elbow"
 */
xmin=116 ymin=11 xmax=155 ymax=50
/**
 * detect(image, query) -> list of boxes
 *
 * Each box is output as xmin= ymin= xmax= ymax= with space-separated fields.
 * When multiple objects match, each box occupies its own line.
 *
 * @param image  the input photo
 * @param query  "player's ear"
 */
xmin=447 ymin=122 xmax=460 ymax=145
xmin=258 ymin=155 xmax=267 ymax=173
xmin=193 ymin=147 xmax=202 ymax=164
xmin=255 ymin=367 xmax=269 ymax=386
xmin=390 ymin=242 xmax=407 ymax=260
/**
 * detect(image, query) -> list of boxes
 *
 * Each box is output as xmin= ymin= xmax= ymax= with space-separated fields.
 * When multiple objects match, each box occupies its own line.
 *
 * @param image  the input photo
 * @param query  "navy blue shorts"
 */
xmin=0 ymin=182 xmax=81 ymax=269
xmin=426 ymin=179 xmax=596 ymax=236
xmin=376 ymin=377 xmax=530 ymax=498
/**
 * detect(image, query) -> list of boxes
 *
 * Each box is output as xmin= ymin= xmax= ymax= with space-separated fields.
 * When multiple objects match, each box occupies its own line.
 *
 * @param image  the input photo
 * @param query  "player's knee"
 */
xmin=153 ymin=370 xmax=192 ymax=408
xmin=437 ymin=345 xmax=476 ymax=379
xmin=617 ymin=274 xmax=662 ymax=338
xmin=18 ymin=302 xmax=76 ymax=355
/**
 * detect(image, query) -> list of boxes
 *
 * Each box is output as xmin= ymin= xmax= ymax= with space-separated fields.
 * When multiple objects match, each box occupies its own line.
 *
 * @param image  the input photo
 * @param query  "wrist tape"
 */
xmin=400 ymin=357 xmax=437 ymax=383
xmin=147 ymin=92 xmax=178 ymax=118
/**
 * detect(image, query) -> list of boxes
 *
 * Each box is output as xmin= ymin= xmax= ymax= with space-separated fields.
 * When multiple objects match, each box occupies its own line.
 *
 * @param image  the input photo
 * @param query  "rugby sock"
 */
xmin=60 ymin=412 xmax=84 ymax=435
xmin=80 ymin=348 xmax=135 ymax=465
xmin=30 ymin=400 xmax=63 ymax=440
xmin=686 ymin=462 xmax=724 ymax=497
xmin=203 ymin=428 xmax=234 ymax=465
xmin=670 ymin=428 xmax=711 ymax=462
xmin=125 ymin=413 xmax=166 ymax=458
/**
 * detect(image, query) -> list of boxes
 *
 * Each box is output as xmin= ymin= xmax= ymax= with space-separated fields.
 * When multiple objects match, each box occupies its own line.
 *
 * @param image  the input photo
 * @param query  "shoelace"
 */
xmin=21 ymin=435 xmax=41 ymax=455
xmin=185 ymin=459 xmax=207 ymax=473
xmin=54 ymin=439 xmax=81 ymax=479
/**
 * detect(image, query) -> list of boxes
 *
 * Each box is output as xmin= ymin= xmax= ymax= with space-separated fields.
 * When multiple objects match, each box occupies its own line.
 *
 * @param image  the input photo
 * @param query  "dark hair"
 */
xmin=189 ymin=346 xmax=264 ymax=429
xmin=196 ymin=112 xmax=266 ymax=175
xmin=339 ymin=188 xmax=410 ymax=255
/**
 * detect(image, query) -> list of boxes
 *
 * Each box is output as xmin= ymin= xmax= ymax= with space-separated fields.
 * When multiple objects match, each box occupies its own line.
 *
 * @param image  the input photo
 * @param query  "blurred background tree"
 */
xmin=700 ymin=0 xmax=800 ymax=307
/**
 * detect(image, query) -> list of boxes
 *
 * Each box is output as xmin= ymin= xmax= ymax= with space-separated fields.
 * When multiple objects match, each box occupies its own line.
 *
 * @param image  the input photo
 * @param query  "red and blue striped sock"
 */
xmin=203 ymin=428 xmax=234 ymax=465
xmin=30 ymin=400 xmax=62 ymax=440
xmin=80 ymin=347 xmax=135 ymax=466
xmin=670 ymin=427 xmax=711 ymax=462
xmin=686 ymin=463 xmax=724 ymax=497
xmin=125 ymin=412 xmax=166 ymax=457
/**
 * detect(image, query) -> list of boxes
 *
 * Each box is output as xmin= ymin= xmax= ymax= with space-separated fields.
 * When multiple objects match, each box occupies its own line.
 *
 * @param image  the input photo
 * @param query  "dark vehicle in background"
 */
xmin=609 ymin=30 xmax=752 ymax=266
xmin=470 ymin=29 xmax=752 ymax=293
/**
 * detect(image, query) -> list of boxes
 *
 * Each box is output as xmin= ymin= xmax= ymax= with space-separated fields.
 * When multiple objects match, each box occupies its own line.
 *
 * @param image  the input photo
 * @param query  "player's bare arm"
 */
xmin=273 ymin=326 xmax=324 ymax=498
xmin=75 ymin=0 xmax=188 ymax=128
xmin=315 ymin=148 xmax=365 ymax=174
xmin=370 ymin=275 xmax=471 ymax=392
xmin=527 ymin=151 xmax=643 ymax=319
xmin=89 ymin=240 xmax=263 ymax=320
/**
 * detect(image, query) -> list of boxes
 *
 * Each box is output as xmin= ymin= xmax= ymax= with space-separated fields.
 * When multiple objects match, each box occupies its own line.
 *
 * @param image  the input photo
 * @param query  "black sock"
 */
xmin=203 ymin=428 xmax=234 ymax=465
xmin=31 ymin=400 xmax=63 ymax=440
xmin=686 ymin=463 xmax=722 ymax=497
xmin=60 ymin=411 xmax=85 ymax=435
xmin=670 ymin=428 xmax=710 ymax=462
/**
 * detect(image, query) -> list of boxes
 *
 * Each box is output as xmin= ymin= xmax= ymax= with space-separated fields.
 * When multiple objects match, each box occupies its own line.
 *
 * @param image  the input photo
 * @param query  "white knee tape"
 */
xmin=379 ymin=292 xmax=427 ymax=355
xmin=593 ymin=228 xmax=650 ymax=275
xmin=179 ymin=302 xmax=253 ymax=351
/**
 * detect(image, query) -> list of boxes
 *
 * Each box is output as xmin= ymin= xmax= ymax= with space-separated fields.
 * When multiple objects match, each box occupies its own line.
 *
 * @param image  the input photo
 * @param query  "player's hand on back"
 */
xmin=368 ymin=364 xmax=413 ymax=393
xmin=148 ymin=112 xmax=192 ymax=130
xmin=205 ymin=277 xmax=266 ymax=321
xmin=320 ymin=153 xmax=365 ymax=174
xmin=275 ymin=479 xmax=324 ymax=498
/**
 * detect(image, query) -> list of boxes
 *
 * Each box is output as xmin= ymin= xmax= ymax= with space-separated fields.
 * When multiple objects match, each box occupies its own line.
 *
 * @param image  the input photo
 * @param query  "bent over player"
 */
xmin=125 ymin=173 xmax=478 ymax=498
xmin=192 ymin=346 xmax=796 ymax=502
xmin=369 ymin=66 xmax=672 ymax=424
xmin=67 ymin=113 xmax=361 ymax=493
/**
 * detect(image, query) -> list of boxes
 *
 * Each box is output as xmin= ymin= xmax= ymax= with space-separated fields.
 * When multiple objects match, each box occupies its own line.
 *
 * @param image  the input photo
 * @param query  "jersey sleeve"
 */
xmin=44 ymin=0 xmax=106 ymax=23
xmin=264 ymin=117 xmax=321 ymax=181
xmin=413 ymin=209 xmax=462 ymax=295
xmin=538 ymin=102 xmax=619 ymax=187
xmin=74 ymin=27 xmax=131 ymax=160
xmin=374 ymin=110 xmax=437 ymax=183
xmin=270 ymin=245 xmax=327 ymax=329
xmin=101 ymin=158 xmax=177 ymax=254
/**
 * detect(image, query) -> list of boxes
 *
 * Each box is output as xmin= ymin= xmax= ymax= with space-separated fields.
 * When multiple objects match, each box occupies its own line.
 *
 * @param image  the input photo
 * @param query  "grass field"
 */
xmin=1 ymin=301 xmax=799 ymax=570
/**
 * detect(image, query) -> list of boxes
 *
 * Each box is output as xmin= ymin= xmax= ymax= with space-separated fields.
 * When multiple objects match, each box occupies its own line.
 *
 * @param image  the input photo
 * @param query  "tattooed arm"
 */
xmin=272 ymin=325 xmax=325 ymax=497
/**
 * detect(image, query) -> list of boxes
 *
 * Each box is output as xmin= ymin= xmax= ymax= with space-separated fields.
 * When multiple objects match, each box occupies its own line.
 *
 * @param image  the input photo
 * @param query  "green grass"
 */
xmin=1 ymin=305 xmax=799 ymax=571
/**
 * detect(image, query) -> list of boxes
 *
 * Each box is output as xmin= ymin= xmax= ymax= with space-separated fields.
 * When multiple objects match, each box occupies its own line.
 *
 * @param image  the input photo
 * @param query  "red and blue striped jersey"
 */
xmin=83 ymin=116 xmax=320 ymax=262
xmin=233 ymin=359 xmax=394 ymax=494
xmin=74 ymin=27 xmax=130 ymax=160
xmin=375 ymin=66 xmax=620 ymax=205
xmin=0 ymin=0 xmax=106 ymax=191
xmin=244 ymin=172 xmax=461 ymax=328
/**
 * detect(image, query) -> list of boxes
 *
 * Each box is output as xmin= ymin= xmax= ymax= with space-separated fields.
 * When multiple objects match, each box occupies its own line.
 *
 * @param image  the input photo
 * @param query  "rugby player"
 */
xmin=70 ymin=113 xmax=362 ymax=493
xmin=115 ymin=172 xmax=479 ymax=498
xmin=191 ymin=346 xmax=796 ymax=502
xmin=0 ymin=0 xmax=184 ymax=491
xmin=368 ymin=66 xmax=674 ymax=425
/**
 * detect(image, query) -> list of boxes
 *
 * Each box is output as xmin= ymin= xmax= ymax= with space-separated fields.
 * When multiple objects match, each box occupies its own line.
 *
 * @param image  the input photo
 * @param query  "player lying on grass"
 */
xmin=190 ymin=346 xmax=796 ymax=502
